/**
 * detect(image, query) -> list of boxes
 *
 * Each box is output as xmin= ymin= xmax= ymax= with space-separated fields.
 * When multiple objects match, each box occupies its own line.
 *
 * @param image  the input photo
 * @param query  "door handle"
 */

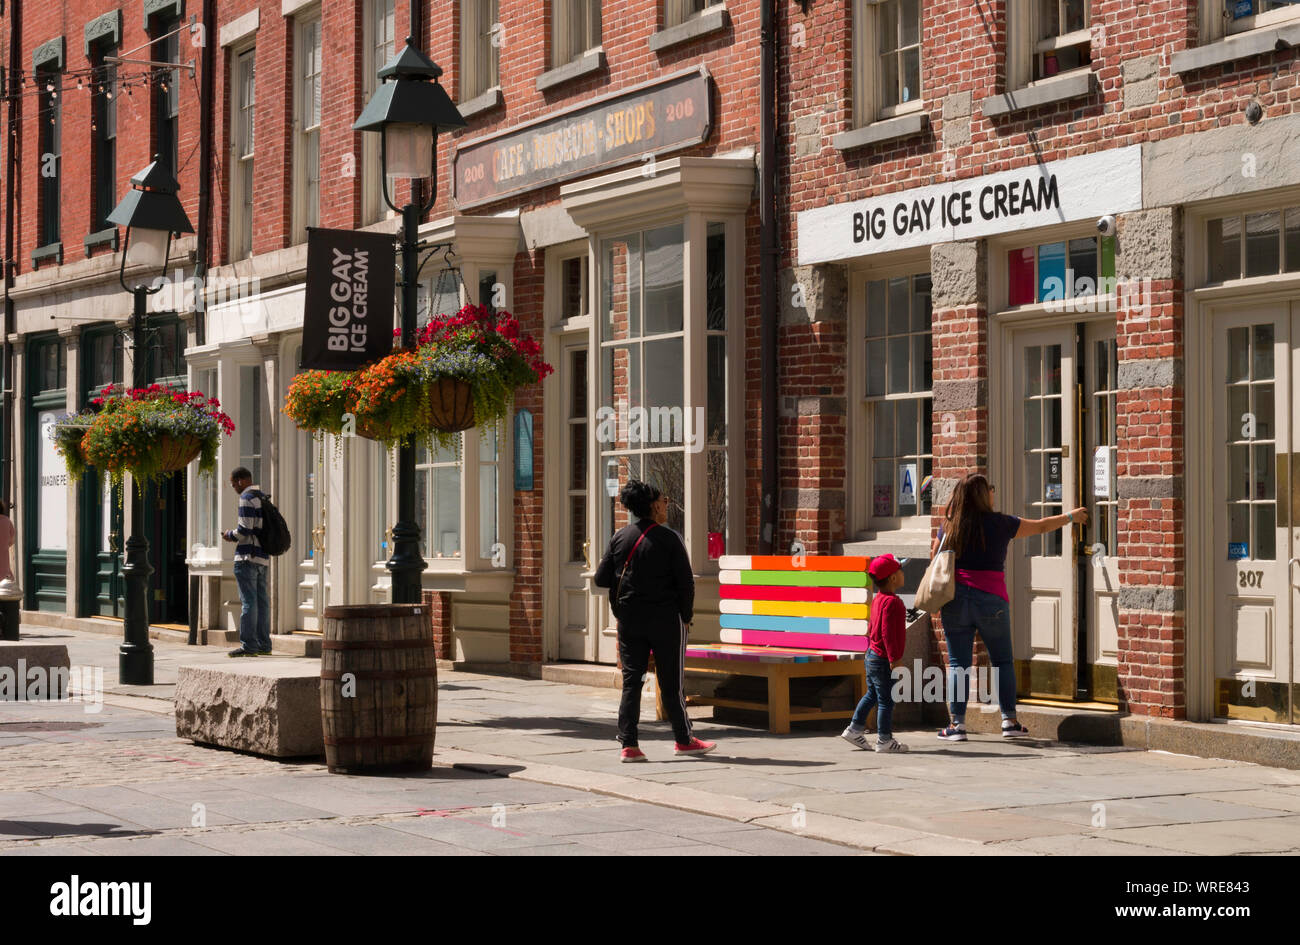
xmin=582 ymin=539 xmax=591 ymax=570
xmin=311 ymin=525 xmax=326 ymax=553
xmin=1289 ymin=558 xmax=1300 ymax=588
xmin=108 ymin=530 xmax=120 ymax=553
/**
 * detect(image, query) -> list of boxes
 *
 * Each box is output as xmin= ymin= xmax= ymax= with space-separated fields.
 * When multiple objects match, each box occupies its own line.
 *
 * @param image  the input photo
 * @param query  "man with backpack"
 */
xmin=223 ymin=466 xmax=278 ymax=656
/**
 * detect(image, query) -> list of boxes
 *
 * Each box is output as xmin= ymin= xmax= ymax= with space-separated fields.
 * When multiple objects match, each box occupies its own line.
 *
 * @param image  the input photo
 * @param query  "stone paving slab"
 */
xmin=1016 ymin=795 xmax=1290 ymax=829
xmin=1098 ymin=815 xmax=1300 ymax=855
xmin=1194 ymin=789 xmax=1300 ymax=813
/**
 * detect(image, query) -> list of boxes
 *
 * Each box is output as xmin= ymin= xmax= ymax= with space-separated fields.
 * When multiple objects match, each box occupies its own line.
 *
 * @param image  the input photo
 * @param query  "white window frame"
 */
xmin=293 ymin=12 xmax=322 ymax=245
xmin=852 ymin=0 xmax=924 ymax=129
xmin=1007 ymin=0 xmax=1092 ymax=91
xmin=1202 ymin=0 xmax=1300 ymax=43
xmin=846 ymin=250 xmax=932 ymax=538
xmin=362 ymin=0 xmax=397 ymax=225
xmin=460 ymin=0 xmax=501 ymax=103
xmin=551 ymin=0 xmax=601 ymax=66
xmin=230 ymin=44 xmax=256 ymax=261
xmin=413 ymin=251 xmax=516 ymax=574
xmin=665 ymin=0 xmax=722 ymax=29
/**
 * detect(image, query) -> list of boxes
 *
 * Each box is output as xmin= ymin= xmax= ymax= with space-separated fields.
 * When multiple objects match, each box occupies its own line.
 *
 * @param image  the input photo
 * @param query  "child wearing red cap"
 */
xmin=841 ymin=554 xmax=909 ymax=753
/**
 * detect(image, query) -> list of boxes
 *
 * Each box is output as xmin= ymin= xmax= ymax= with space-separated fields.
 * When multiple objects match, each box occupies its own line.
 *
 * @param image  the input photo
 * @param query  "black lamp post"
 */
xmin=353 ymin=38 xmax=465 ymax=604
xmin=106 ymin=157 xmax=194 ymax=685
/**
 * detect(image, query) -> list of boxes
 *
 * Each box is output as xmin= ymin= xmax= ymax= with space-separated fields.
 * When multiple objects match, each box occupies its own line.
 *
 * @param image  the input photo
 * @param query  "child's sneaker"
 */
xmin=1001 ymin=720 xmax=1031 ymax=738
xmin=938 ymin=723 xmax=967 ymax=741
xmin=674 ymin=737 xmax=716 ymax=756
xmin=874 ymin=738 xmax=909 ymax=752
xmin=840 ymin=726 xmax=872 ymax=750
xmin=620 ymin=747 xmax=648 ymax=762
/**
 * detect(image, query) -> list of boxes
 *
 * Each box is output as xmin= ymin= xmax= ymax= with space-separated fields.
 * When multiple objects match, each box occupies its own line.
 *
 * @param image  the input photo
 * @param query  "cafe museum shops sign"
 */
xmin=797 ymin=146 xmax=1143 ymax=265
xmin=452 ymin=67 xmax=712 ymax=209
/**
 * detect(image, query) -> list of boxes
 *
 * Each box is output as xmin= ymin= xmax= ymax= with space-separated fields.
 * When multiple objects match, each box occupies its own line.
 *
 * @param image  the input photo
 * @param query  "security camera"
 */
xmin=1097 ymin=215 xmax=1117 ymax=237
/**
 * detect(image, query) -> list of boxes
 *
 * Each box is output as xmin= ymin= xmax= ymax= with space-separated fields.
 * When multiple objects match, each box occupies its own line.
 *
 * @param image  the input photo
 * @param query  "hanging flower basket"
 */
xmin=283 ymin=304 xmax=552 ymax=451
xmin=157 ymin=434 xmax=204 ymax=472
xmin=54 ymin=384 xmax=235 ymax=491
xmin=428 ymin=378 xmax=475 ymax=433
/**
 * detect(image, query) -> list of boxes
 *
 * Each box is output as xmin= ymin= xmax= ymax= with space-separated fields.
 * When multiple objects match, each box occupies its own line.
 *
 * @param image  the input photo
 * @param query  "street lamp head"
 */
xmin=107 ymin=156 xmax=194 ymax=276
xmin=353 ymin=38 xmax=465 ymax=183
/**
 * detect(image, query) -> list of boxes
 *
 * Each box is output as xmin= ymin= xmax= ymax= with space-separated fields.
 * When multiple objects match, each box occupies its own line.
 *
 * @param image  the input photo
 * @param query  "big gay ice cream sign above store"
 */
xmin=797 ymin=146 xmax=1143 ymax=265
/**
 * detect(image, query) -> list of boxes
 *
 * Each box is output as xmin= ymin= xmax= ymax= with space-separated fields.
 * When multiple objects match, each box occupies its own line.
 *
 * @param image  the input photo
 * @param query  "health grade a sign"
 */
xmin=797 ymin=146 xmax=1142 ymax=265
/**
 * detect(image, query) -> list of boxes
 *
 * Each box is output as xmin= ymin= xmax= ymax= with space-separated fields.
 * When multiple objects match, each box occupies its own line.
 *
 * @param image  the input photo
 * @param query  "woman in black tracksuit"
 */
xmin=594 ymin=479 xmax=717 ymax=761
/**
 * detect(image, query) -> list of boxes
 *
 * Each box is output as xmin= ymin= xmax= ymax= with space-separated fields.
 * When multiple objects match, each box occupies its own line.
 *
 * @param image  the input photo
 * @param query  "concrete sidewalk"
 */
xmin=4 ymin=626 xmax=1300 ymax=855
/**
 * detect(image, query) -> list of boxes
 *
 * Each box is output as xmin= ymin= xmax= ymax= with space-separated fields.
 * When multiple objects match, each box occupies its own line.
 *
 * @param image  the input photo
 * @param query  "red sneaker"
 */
xmin=674 ymin=737 xmax=717 ymax=756
xmin=620 ymin=747 xmax=648 ymax=763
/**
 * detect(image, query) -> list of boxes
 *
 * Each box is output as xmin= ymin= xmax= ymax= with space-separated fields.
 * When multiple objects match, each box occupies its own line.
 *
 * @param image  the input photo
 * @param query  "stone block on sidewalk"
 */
xmin=175 ymin=661 xmax=324 ymax=758
xmin=0 ymin=641 xmax=71 ymax=699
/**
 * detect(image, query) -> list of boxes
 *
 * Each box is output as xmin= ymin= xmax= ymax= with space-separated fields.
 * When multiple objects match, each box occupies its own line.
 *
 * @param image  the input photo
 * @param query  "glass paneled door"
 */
xmin=1010 ymin=327 xmax=1080 ymax=699
xmin=557 ymin=340 xmax=597 ymax=661
xmin=1212 ymin=302 xmax=1298 ymax=724
xmin=1010 ymin=321 xmax=1122 ymax=702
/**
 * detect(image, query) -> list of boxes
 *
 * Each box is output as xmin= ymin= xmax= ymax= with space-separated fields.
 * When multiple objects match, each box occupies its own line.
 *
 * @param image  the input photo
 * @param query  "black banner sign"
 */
xmin=452 ymin=67 xmax=712 ymax=209
xmin=301 ymin=228 xmax=395 ymax=371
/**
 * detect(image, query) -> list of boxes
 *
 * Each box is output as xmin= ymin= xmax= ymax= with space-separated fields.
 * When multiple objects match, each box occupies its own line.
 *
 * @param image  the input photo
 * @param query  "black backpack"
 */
xmin=254 ymin=491 xmax=292 ymax=557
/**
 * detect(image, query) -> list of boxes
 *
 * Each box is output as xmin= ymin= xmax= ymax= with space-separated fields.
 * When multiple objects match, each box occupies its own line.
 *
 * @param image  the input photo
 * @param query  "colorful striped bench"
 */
xmin=655 ymin=555 xmax=874 ymax=734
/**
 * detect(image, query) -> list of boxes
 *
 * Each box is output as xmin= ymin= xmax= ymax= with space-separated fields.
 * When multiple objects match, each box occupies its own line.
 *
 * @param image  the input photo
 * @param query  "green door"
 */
xmin=79 ymin=326 xmax=124 ymax=617
xmin=144 ymin=315 xmax=188 ymax=625
xmin=24 ymin=336 xmax=68 ymax=612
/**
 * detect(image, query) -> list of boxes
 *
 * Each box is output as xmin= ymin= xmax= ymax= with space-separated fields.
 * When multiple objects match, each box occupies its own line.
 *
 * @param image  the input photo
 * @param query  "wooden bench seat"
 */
xmin=655 ymin=554 xmax=878 ymax=734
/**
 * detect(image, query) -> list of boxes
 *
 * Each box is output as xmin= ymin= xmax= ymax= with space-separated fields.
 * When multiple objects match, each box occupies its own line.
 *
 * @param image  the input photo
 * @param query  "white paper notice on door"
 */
xmin=1094 ymin=446 xmax=1112 ymax=498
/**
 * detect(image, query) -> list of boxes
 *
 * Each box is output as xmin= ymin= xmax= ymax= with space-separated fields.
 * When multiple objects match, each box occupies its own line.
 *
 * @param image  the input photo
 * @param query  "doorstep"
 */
xmin=961 ymin=703 xmax=1300 ymax=770
xmin=541 ymin=661 xmax=621 ymax=689
xmin=20 ymin=609 xmax=239 ymax=646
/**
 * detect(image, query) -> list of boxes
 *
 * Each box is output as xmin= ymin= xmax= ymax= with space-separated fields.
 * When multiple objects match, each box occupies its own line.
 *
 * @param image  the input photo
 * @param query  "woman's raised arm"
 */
xmin=1015 ymin=508 xmax=1088 ymax=539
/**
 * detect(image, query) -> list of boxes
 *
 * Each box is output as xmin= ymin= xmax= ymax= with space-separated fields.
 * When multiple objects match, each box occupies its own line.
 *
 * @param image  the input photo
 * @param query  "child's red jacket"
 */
xmin=867 ymin=589 xmax=906 ymax=663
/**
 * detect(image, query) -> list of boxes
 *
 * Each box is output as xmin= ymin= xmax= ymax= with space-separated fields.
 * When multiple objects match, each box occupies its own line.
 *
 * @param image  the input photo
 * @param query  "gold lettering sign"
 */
xmin=452 ymin=67 xmax=712 ymax=210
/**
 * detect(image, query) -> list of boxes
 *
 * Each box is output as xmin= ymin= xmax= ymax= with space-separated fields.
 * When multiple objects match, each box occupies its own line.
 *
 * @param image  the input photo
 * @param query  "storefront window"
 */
xmin=1008 ymin=236 xmax=1116 ymax=305
xmin=416 ymin=438 xmax=461 ymax=558
xmin=195 ymin=367 xmax=219 ymax=548
xmin=238 ymin=364 xmax=263 ymax=485
xmin=706 ymin=222 xmax=727 ymax=558
xmin=1226 ymin=325 xmax=1277 ymax=561
xmin=600 ymin=226 xmax=688 ymax=540
xmin=479 ymin=426 xmax=499 ymax=560
xmin=865 ymin=273 xmax=932 ymax=520
xmin=1208 ymin=207 xmax=1300 ymax=283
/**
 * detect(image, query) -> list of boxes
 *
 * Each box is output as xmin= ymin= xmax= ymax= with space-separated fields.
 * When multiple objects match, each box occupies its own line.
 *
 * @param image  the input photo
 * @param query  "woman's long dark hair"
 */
xmin=943 ymin=473 xmax=994 ymax=558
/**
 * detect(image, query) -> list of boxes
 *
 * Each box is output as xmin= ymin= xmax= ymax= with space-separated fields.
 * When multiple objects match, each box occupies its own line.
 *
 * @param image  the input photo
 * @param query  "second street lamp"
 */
xmin=106 ymin=157 xmax=194 ymax=685
xmin=354 ymin=38 xmax=465 ymax=605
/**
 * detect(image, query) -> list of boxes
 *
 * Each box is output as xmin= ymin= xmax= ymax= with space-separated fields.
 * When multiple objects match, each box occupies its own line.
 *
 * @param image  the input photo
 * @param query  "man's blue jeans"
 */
xmin=939 ymin=582 xmax=1018 ymax=722
xmin=234 ymin=560 xmax=270 ymax=653
xmin=849 ymin=651 xmax=895 ymax=741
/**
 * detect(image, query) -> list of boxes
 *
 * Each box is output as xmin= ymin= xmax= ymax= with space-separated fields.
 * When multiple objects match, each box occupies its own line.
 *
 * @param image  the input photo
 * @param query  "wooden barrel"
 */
xmin=320 ymin=604 xmax=436 ymax=774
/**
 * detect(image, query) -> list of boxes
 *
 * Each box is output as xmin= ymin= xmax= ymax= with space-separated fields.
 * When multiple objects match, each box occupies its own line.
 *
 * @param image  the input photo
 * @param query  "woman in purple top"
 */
xmin=930 ymin=473 xmax=1087 ymax=740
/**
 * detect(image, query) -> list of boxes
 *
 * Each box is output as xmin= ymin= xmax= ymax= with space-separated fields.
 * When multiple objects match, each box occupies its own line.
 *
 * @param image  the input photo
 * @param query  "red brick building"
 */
xmin=781 ymin=0 xmax=1300 ymax=727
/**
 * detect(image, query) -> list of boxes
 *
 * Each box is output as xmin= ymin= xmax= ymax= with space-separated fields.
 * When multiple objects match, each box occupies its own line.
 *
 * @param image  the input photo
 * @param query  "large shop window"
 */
xmin=194 ymin=367 xmax=219 ymax=549
xmin=599 ymin=223 xmax=730 ymax=557
xmin=852 ymin=0 xmax=923 ymax=127
xmin=1008 ymin=235 xmax=1116 ymax=305
xmin=1226 ymin=325 xmax=1277 ymax=560
xmin=865 ymin=273 xmax=932 ymax=522
xmin=238 ymin=364 xmax=264 ymax=485
xmin=1207 ymin=208 xmax=1300 ymax=284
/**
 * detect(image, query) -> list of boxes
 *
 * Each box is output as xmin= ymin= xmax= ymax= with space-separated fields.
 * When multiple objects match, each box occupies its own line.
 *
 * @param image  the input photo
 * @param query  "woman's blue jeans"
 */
xmin=850 ymin=651 xmax=895 ymax=740
xmin=939 ymin=583 xmax=1018 ymax=722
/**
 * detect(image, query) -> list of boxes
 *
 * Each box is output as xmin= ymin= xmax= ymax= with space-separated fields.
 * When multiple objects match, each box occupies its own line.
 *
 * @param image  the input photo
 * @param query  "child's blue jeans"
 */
xmin=849 ymin=651 xmax=894 ymax=741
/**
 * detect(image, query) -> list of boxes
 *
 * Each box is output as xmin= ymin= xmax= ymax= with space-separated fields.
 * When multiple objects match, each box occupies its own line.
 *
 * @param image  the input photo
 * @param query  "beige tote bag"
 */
xmin=914 ymin=531 xmax=955 ymax=613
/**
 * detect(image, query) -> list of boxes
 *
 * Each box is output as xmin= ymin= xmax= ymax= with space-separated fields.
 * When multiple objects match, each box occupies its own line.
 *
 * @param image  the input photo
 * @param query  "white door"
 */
xmin=1212 ymin=302 xmax=1297 ymax=724
xmin=296 ymin=429 xmax=325 ymax=632
xmin=1083 ymin=323 xmax=1121 ymax=703
xmin=1010 ymin=327 xmax=1079 ymax=699
xmin=557 ymin=340 xmax=596 ymax=660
